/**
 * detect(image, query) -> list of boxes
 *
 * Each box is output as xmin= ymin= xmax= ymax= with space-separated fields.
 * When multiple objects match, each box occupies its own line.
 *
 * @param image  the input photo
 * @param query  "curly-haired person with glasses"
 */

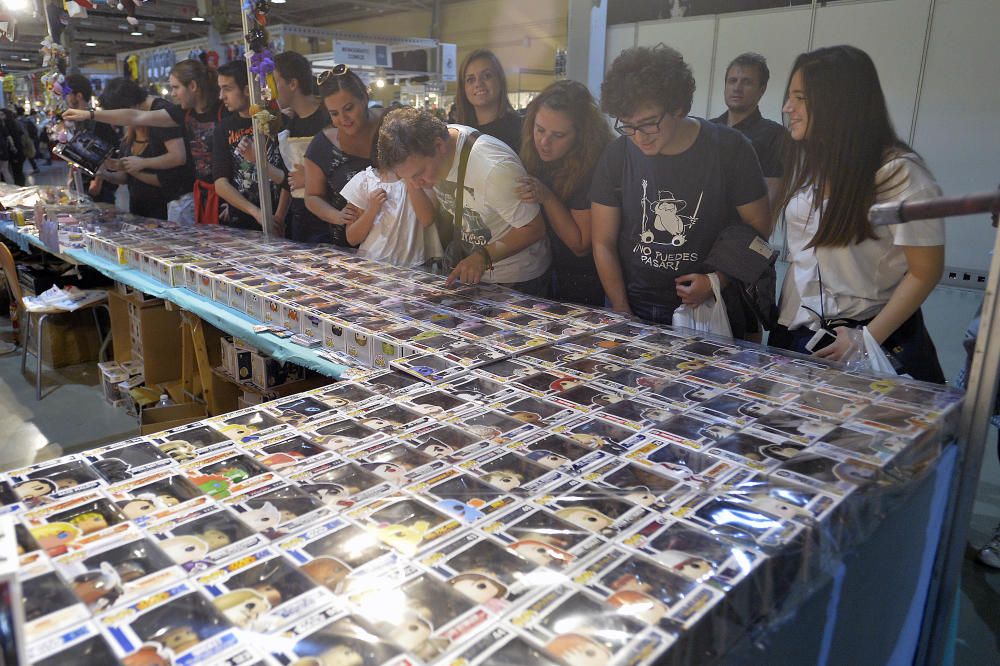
xmin=590 ymin=45 xmax=771 ymax=334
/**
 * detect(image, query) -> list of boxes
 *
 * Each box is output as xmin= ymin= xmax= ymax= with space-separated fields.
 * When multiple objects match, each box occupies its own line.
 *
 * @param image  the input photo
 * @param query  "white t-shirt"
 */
xmin=436 ymin=125 xmax=550 ymax=284
xmin=340 ymin=167 xmax=443 ymax=267
xmin=778 ymin=153 xmax=945 ymax=330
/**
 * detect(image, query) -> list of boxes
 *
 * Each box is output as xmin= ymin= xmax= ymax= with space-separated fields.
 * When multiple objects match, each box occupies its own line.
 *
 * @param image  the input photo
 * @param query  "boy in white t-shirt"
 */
xmin=341 ymin=166 xmax=443 ymax=267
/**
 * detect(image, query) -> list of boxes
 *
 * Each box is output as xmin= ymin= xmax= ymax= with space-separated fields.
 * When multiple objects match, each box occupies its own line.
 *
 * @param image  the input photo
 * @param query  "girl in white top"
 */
xmin=771 ymin=45 xmax=945 ymax=383
xmin=340 ymin=166 xmax=443 ymax=267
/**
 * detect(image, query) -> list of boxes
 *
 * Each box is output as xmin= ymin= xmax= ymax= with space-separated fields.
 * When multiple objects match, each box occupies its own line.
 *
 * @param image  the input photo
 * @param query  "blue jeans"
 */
xmin=629 ymin=299 xmax=677 ymax=325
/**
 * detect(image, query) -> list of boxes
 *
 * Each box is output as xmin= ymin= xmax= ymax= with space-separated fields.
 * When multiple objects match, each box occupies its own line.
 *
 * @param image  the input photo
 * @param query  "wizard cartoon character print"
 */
xmin=638 ymin=179 xmax=703 ymax=248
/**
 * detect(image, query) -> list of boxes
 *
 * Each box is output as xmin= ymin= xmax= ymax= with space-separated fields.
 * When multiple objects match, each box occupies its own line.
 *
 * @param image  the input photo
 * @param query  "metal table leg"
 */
xmin=34 ymin=313 xmax=47 ymax=400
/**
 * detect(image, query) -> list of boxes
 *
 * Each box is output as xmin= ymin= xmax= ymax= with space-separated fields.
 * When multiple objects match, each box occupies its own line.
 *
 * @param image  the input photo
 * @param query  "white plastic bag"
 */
xmin=672 ymin=273 xmax=733 ymax=338
xmin=840 ymin=326 xmax=898 ymax=376
xmin=276 ymin=130 xmax=312 ymax=199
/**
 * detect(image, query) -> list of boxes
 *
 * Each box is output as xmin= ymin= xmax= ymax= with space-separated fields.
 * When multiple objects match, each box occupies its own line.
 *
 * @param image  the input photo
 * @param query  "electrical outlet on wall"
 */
xmin=942 ymin=266 xmax=989 ymax=290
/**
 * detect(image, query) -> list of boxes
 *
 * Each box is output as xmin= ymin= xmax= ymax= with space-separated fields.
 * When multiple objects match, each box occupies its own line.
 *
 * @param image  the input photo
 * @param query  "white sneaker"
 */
xmin=978 ymin=523 xmax=1000 ymax=569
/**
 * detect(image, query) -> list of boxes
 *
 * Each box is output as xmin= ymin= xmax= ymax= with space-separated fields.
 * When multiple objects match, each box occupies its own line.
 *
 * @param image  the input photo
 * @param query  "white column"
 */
xmin=566 ymin=0 xmax=608 ymax=98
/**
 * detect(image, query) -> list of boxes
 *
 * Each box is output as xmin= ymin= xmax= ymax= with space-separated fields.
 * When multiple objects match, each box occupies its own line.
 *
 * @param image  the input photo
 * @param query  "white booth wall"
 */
xmin=605 ymin=0 xmax=1000 ymax=275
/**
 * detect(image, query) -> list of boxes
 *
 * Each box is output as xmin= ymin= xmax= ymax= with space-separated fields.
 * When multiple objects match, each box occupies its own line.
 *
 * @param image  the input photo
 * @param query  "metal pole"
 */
xmin=917 ymin=225 xmax=1000 ymax=665
xmin=240 ymin=7 xmax=274 ymax=242
xmin=869 ymin=190 xmax=1000 ymax=665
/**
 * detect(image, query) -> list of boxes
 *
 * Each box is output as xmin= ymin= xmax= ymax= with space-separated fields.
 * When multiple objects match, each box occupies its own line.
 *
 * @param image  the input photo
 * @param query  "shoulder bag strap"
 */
xmin=452 ymin=131 xmax=481 ymax=238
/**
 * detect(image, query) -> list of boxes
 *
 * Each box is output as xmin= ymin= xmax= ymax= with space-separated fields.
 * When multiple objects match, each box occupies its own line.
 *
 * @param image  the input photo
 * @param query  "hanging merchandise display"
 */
xmin=251 ymin=0 xmax=270 ymax=25
xmin=126 ymin=54 xmax=139 ymax=81
xmin=249 ymin=49 xmax=275 ymax=100
xmin=38 ymin=29 xmax=67 ymax=114
xmin=39 ymin=36 xmax=65 ymax=70
xmin=116 ymin=0 xmax=146 ymax=26
xmin=239 ymin=0 xmax=277 ymax=240
xmin=244 ymin=25 xmax=268 ymax=53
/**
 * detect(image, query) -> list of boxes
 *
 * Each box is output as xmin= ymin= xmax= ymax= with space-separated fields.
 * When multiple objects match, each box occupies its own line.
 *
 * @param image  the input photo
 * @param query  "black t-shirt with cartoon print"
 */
xmin=212 ymin=113 xmax=285 ymax=230
xmin=590 ymin=119 xmax=766 ymax=313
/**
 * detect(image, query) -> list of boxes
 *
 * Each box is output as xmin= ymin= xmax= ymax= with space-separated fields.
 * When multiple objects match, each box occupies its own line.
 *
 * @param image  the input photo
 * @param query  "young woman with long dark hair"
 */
xmin=769 ymin=45 xmax=946 ymax=382
xmin=273 ymin=51 xmax=331 ymax=243
xmin=516 ymin=80 xmax=611 ymax=305
xmin=453 ymin=49 xmax=522 ymax=151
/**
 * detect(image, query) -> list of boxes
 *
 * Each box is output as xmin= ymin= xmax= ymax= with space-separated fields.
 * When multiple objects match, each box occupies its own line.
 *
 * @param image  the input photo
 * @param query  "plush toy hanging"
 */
xmin=126 ymin=54 xmax=140 ymax=81
xmin=244 ymin=25 xmax=268 ymax=53
xmin=249 ymin=49 xmax=275 ymax=100
xmin=40 ymin=36 xmax=67 ymax=69
xmin=242 ymin=0 xmax=279 ymax=135
xmin=40 ymin=71 xmax=66 ymax=110
xmin=116 ymin=0 xmax=147 ymax=26
xmin=243 ymin=0 xmax=270 ymax=26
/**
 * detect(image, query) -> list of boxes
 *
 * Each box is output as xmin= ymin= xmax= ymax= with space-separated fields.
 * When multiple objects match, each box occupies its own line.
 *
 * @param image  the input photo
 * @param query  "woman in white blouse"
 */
xmin=769 ymin=45 xmax=945 ymax=383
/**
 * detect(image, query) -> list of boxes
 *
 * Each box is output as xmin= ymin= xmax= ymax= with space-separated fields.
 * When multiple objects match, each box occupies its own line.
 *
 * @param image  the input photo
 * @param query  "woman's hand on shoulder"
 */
xmin=515 ymin=176 xmax=552 ymax=206
xmin=328 ymin=204 xmax=360 ymax=226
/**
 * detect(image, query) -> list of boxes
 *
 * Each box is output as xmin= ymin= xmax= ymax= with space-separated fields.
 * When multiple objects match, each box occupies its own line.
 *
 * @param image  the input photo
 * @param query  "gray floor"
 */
xmin=1 ymin=161 xmax=997 ymax=661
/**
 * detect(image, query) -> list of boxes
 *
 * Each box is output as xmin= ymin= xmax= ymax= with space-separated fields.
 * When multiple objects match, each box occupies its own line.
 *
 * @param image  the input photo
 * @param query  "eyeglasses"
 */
xmin=316 ymin=64 xmax=350 ymax=86
xmin=614 ymin=111 xmax=667 ymax=136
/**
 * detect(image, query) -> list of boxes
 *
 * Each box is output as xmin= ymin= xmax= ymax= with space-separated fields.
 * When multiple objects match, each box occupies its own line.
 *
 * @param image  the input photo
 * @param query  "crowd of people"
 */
xmin=0 ymin=106 xmax=50 ymax=185
xmin=59 ymin=43 xmax=945 ymax=386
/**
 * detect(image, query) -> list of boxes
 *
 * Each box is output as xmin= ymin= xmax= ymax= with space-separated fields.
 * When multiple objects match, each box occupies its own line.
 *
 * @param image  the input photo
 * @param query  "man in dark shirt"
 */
xmin=590 ymin=45 xmax=770 ymax=336
xmin=711 ymin=52 xmax=786 ymax=205
xmin=212 ymin=59 xmax=288 ymax=231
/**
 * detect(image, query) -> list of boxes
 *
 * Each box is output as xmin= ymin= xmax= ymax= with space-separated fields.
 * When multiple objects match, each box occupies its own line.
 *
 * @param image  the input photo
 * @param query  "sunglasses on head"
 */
xmin=316 ymin=63 xmax=350 ymax=86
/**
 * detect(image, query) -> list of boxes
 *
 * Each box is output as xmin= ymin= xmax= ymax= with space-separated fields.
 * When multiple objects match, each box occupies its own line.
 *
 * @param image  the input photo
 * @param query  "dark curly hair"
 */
xmin=600 ymin=44 xmax=695 ymax=119
xmin=377 ymin=107 xmax=449 ymax=171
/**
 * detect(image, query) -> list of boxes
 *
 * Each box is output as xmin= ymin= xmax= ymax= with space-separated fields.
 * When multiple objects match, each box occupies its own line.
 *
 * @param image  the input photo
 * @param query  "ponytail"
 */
xmin=170 ymin=59 xmax=220 ymax=110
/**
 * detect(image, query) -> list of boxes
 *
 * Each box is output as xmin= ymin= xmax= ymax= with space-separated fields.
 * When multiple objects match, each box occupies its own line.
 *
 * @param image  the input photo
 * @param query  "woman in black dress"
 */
xmin=452 ymin=49 xmax=522 ymax=152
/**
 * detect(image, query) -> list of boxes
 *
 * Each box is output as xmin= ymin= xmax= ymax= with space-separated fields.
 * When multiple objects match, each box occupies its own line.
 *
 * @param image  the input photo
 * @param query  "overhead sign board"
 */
xmin=334 ymin=40 xmax=390 ymax=67
xmin=441 ymin=43 xmax=457 ymax=81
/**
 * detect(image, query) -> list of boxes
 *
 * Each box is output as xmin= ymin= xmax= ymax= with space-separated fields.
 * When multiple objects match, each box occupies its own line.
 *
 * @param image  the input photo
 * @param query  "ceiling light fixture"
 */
xmin=375 ymin=78 xmax=385 ymax=88
xmin=191 ymin=15 xmax=205 ymax=21
xmin=130 ymin=31 xmax=142 ymax=36
xmin=2 ymin=0 xmax=30 ymax=13
xmin=85 ymin=42 xmax=97 ymax=46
